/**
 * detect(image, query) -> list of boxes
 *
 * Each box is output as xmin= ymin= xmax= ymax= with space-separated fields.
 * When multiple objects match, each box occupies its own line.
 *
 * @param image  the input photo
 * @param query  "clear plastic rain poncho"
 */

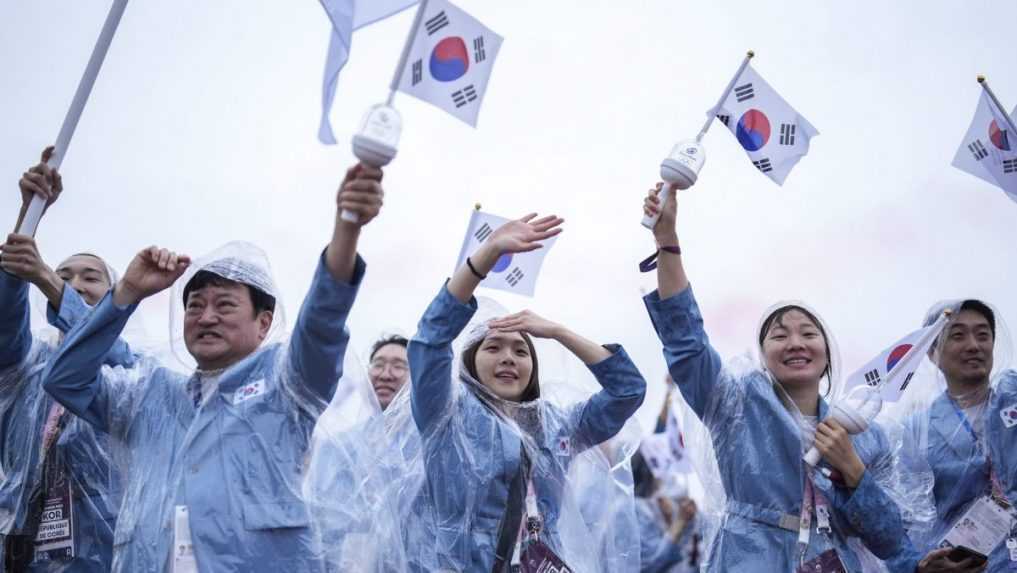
xmin=644 ymin=287 xmax=924 ymax=572
xmin=305 ymin=289 xmax=645 ymax=572
xmin=882 ymin=299 xmax=1017 ymax=570
xmin=40 ymin=240 xmax=366 ymax=573
xmin=0 ymin=257 xmax=135 ymax=572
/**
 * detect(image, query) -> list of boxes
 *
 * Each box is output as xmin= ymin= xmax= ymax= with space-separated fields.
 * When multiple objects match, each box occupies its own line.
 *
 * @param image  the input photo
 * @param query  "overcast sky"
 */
xmin=3 ymin=0 xmax=1016 ymax=430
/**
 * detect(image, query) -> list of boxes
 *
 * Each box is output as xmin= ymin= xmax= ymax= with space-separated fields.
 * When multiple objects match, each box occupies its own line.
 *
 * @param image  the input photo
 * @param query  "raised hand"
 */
xmin=488 ymin=310 xmax=563 ymax=340
xmin=114 ymin=246 xmax=191 ymax=307
xmin=336 ymin=163 xmax=384 ymax=228
xmin=19 ymin=146 xmax=63 ymax=211
xmin=0 ymin=233 xmax=54 ymax=284
xmin=484 ymin=213 xmax=563 ymax=256
xmin=643 ymin=183 xmax=677 ymax=245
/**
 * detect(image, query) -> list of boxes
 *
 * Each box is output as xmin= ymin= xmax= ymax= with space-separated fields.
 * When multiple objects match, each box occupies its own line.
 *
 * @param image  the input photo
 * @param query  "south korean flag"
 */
xmin=710 ymin=64 xmax=819 ymax=185
xmin=396 ymin=0 xmax=502 ymax=126
xmin=454 ymin=209 xmax=557 ymax=297
xmin=952 ymin=90 xmax=1017 ymax=203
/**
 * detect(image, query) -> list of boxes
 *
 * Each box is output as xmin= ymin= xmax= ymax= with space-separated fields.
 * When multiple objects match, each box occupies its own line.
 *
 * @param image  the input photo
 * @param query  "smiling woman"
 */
xmin=640 ymin=184 xmax=922 ymax=572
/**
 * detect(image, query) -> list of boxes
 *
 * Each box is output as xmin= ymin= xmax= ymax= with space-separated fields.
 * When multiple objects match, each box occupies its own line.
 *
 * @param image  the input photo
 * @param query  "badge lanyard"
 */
xmin=949 ymin=399 xmax=1008 ymax=502
xmin=798 ymin=473 xmax=832 ymax=559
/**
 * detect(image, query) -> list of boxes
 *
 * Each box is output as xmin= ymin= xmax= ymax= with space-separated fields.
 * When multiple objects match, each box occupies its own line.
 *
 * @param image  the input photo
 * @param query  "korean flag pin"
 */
xmin=1001 ymin=404 xmax=1017 ymax=429
xmin=555 ymin=436 xmax=571 ymax=457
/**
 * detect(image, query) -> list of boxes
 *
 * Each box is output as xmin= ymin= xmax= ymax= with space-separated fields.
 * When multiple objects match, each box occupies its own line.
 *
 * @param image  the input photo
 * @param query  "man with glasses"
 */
xmin=367 ymin=335 xmax=409 ymax=410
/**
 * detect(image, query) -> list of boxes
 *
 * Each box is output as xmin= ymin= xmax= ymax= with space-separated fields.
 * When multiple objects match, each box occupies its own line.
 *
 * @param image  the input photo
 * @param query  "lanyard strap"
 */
xmin=948 ymin=398 xmax=1007 ymax=501
xmin=798 ymin=473 xmax=832 ymax=551
xmin=40 ymin=402 xmax=67 ymax=453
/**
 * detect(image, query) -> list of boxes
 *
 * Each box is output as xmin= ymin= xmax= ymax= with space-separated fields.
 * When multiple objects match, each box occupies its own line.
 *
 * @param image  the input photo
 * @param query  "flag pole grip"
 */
xmin=15 ymin=0 xmax=129 ymax=237
xmin=641 ymin=184 xmax=673 ymax=230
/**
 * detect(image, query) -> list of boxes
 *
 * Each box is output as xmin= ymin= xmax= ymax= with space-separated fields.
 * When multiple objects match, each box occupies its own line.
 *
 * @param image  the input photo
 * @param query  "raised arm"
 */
xmin=641 ymin=184 xmax=725 ymax=420
xmin=410 ymin=213 xmax=564 ymax=432
xmin=488 ymin=311 xmax=646 ymax=448
xmin=46 ymin=246 xmax=189 ymax=431
xmin=286 ymin=164 xmax=381 ymax=404
xmin=0 ymin=268 xmax=31 ymax=370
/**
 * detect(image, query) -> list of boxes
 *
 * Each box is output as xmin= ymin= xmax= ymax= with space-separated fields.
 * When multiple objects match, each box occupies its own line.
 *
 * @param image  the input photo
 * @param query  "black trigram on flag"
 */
xmin=1004 ymin=159 xmax=1017 ymax=174
xmin=425 ymin=11 xmax=449 ymax=35
xmin=505 ymin=267 xmax=524 ymax=287
xmin=968 ymin=140 xmax=988 ymax=161
xmin=779 ymin=123 xmax=796 ymax=146
xmin=753 ymin=158 xmax=773 ymax=173
xmin=864 ymin=369 xmax=882 ymax=387
xmin=717 ymin=114 xmax=731 ymax=127
xmin=898 ymin=372 xmax=915 ymax=394
xmin=411 ymin=60 xmax=423 ymax=86
xmin=734 ymin=83 xmax=754 ymax=102
xmin=474 ymin=223 xmax=493 ymax=242
xmin=473 ymin=36 xmax=486 ymax=63
xmin=452 ymin=85 xmax=478 ymax=108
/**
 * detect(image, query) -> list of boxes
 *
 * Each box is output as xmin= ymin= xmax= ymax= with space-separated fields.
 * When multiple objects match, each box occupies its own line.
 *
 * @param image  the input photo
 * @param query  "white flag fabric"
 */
xmin=710 ymin=64 xmax=819 ymax=185
xmin=841 ymin=316 xmax=949 ymax=403
xmin=454 ymin=210 xmax=556 ymax=297
xmin=318 ymin=0 xmax=418 ymax=144
xmin=952 ymin=90 xmax=1017 ymax=203
xmin=395 ymin=0 xmax=502 ymax=126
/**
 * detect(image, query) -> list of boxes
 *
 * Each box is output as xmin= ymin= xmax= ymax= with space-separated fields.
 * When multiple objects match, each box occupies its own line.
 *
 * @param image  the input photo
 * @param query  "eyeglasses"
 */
xmin=369 ymin=360 xmax=408 ymax=376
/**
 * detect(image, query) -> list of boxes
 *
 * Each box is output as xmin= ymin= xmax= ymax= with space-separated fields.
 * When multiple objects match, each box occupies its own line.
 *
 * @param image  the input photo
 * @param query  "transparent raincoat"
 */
xmin=0 ymin=263 xmax=135 ymax=572
xmin=884 ymin=299 xmax=1017 ymax=571
xmin=39 ymin=241 xmax=365 ymax=573
xmin=307 ymin=284 xmax=646 ymax=572
xmin=643 ymin=285 xmax=922 ymax=572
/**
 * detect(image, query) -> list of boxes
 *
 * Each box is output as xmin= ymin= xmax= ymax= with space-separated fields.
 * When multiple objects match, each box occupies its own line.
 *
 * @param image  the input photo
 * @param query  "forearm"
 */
xmin=325 ymin=221 xmax=360 ymax=283
xmin=0 ymin=271 xmax=32 ymax=367
xmin=448 ymin=242 xmax=500 ymax=304
xmin=554 ymin=327 xmax=611 ymax=365
xmin=655 ymin=231 xmax=689 ymax=300
xmin=35 ymin=269 xmax=64 ymax=310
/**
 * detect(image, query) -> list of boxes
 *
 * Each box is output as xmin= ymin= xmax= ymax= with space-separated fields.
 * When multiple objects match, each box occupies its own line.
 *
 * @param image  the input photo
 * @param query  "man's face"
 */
xmin=369 ymin=344 xmax=409 ymax=410
xmin=184 ymin=281 xmax=272 ymax=371
xmin=937 ymin=309 xmax=994 ymax=387
xmin=56 ymin=255 xmax=110 ymax=306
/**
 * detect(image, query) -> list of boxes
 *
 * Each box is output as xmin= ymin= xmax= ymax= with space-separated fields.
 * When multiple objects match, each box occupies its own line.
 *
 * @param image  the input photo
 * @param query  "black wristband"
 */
xmin=466 ymin=257 xmax=487 ymax=280
xmin=638 ymin=245 xmax=681 ymax=273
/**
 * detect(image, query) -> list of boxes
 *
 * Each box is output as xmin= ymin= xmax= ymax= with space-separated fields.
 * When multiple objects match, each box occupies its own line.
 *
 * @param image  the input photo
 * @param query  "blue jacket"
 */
xmin=408 ymin=284 xmax=646 ymax=572
xmin=42 ymin=253 xmax=364 ymax=573
xmin=906 ymin=373 xmax=1017 ymax=572
xmin=644 ymin=286 xmax=916 ymax=573
xmin=0 ymin=270 xmax=135 ymax=572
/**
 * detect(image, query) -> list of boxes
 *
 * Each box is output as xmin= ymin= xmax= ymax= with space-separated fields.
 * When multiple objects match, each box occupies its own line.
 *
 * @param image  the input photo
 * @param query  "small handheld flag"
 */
xmin=840 ymin=312 xmax=951 ymax=403
xmin=394 ymin=0 xmax=502 ymax=126
xmin=454 ymin=208 xmax=556 ymax=297
xmin=710 ymin=63 xmax=818 ymax=185
xmin=952 ymin=77 xmax=1017 ymax=203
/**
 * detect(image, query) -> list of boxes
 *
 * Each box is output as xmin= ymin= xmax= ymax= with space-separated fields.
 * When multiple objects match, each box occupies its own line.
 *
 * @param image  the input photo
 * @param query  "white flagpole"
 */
xmin=16 ymin=0 xmax=130 ymax=237
xmin=453 ymin=203 xmax=482 ymax=274
xmin=385 ymin=0 xmax=429 ymax=106
xmin=978 ymin=75 xmax=1017 ymax=143
xmin=696 ymin=50 xmax=754 ymax=142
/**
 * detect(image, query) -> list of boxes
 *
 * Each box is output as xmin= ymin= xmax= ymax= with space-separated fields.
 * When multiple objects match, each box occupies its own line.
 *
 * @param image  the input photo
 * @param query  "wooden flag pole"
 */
xmin=978 ymin=75 xmax=1017 ymax=145
xmin=16 ymin=0 xmax=130 ymax=237
xmin=386 ymin=0 xmax=430 ymax=106
xmin=696 ymin=50 xmax=754 ymax=143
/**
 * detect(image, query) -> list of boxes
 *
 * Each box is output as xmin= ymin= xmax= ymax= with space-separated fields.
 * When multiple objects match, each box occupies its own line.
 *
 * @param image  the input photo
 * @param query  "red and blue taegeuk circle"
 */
xmin=491 ymin=253 xmax=513 ymax=273
xmin=736 ymin=109 xmax=771 ymax=151
xmin=989 ymin=119 xmax=1011 ymax=151
xmin=885 ymin=344 xmax=913 ymax=372
xmin=429 ymin=37 xmax=470 ymax=82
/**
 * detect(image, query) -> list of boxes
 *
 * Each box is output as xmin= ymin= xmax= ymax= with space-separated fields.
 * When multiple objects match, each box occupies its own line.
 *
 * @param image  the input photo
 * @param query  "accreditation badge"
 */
xmin=519 ymin=538 xmax=573 ymax=573
xmin=32 ymin=464 xmax=74 ymax=563
xmin=795 ymin=549 xmax=847 ymax=573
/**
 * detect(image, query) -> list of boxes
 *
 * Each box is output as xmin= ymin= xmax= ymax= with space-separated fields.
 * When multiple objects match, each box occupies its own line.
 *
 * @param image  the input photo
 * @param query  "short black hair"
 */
xmin=369 ymin=335 xmax=409 ymax=361
xmin=960 ymin=299 xmax=996 ymax=337
xmin=182 ymin=271 xmax=276 ymax=316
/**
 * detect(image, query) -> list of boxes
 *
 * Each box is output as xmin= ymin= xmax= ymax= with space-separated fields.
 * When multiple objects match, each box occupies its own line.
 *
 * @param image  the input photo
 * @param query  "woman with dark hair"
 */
xmin=640 ymin=187 xmax=917 ymax=572
xmin=406 ymin=213 xmax=646 ymax=572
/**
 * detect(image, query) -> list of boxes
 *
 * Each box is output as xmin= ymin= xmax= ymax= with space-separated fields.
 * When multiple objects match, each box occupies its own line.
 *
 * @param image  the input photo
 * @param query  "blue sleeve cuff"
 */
xmin=48 ymin=284 xmax=87 ymax=332
xmin=643 ymin=285 xmax=702 ymax=345
xmin=586 ymin=344 xmax=647 ymax=399
xmin=415 ymin=282 xmax=478 ymax=347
